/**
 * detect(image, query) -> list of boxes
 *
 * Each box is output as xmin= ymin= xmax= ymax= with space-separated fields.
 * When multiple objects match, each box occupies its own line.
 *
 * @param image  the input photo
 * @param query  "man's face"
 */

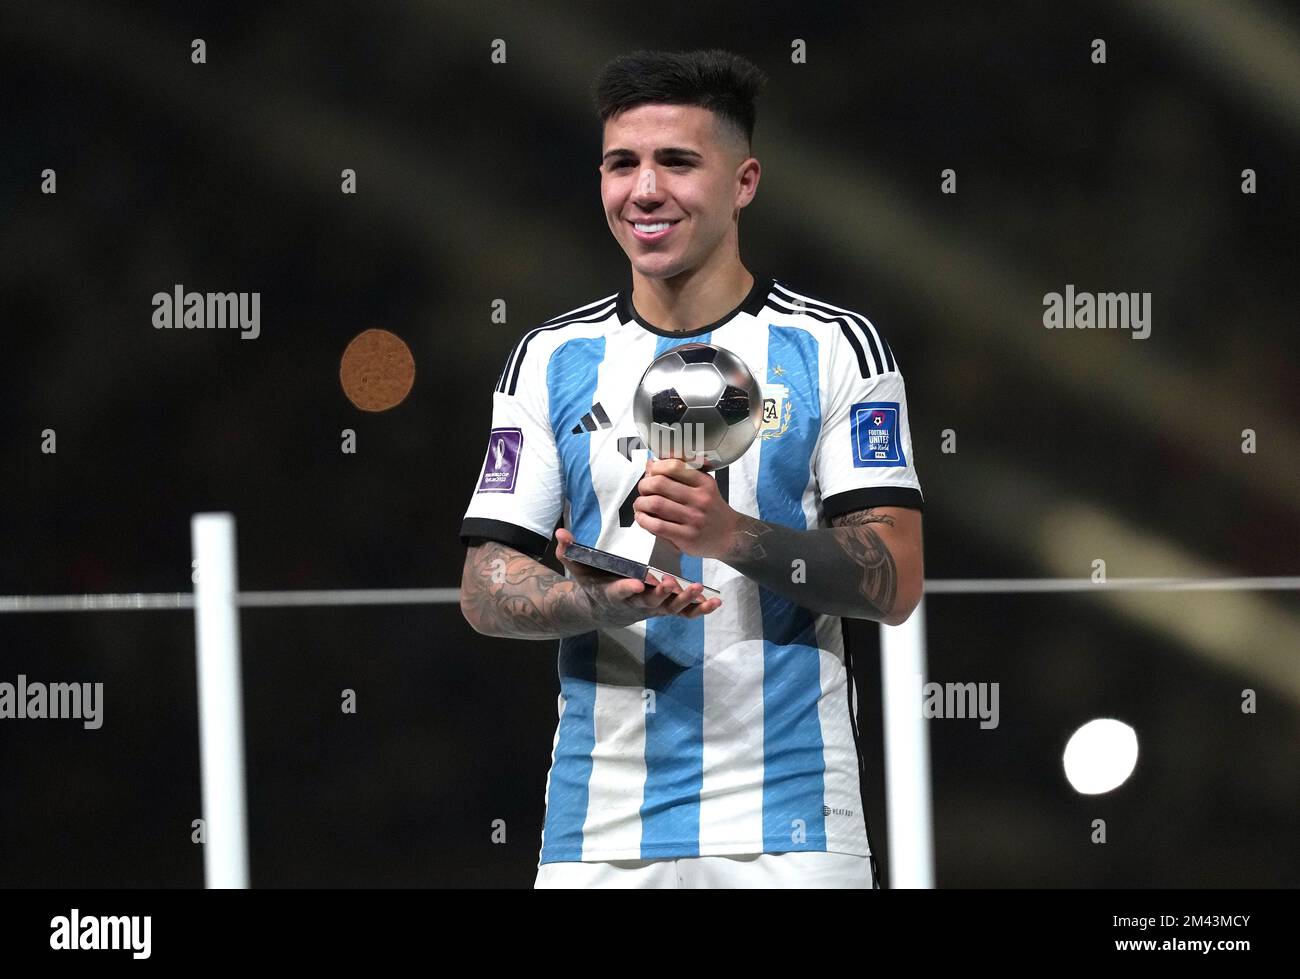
xmin=599 ymin=103 xmax=757 ymax=280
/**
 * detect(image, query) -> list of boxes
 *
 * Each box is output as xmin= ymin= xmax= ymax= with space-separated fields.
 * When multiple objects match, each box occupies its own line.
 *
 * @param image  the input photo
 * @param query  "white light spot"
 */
xmin=1063 ymin=718 xmax=1138 ymax=794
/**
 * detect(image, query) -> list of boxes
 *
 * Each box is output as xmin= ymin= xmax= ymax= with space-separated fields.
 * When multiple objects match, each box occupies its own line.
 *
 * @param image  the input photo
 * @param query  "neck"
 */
xmin=630 ymin=262 xmax=754 ymax=333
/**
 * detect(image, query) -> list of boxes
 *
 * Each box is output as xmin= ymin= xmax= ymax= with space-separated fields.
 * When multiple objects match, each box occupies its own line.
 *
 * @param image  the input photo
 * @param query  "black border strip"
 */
xmin=618 ymin=273 xmax=773 ymax=338
xmin=823 ymin=486 xmax=924 ymax=520
xmin=458 ymin=518 xmax=549 ymax=561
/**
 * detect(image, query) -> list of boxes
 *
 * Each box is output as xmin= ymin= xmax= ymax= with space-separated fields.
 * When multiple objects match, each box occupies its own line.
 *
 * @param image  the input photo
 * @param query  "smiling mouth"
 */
xmin=628 ymin=219 xmax=680 ymax=240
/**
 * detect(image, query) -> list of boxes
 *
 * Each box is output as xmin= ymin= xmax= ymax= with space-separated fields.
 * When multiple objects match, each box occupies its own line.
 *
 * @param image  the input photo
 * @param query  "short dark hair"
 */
xmin=591 ymin=49 xmax=769 ymax=152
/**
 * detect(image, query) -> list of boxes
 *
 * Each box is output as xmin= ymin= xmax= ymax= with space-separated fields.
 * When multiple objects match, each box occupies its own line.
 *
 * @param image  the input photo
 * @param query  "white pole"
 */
xmin=880 ymin=595 xmax=935 ymax=888
xmin=191 ymin=513 xmax=250 ymax=889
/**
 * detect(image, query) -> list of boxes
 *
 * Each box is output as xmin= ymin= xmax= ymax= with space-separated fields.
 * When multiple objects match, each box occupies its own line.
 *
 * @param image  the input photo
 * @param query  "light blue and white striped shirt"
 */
xmin=461 ymin=274 xmax=924 ymax=865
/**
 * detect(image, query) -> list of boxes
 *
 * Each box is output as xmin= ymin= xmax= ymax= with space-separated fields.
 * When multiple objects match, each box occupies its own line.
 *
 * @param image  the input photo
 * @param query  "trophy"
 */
xmin=561 ymin=342 xmax=763 ymax=601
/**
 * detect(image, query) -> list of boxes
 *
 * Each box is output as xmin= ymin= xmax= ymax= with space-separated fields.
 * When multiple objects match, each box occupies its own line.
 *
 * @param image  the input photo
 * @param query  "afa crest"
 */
xmin=759 ymin=383 xmax=793 ymax=440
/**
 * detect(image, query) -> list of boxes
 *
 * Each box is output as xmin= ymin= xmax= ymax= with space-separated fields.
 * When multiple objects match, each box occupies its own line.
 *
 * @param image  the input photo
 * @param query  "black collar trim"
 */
xmin=617 ymin=273 xmax=773 ymax=338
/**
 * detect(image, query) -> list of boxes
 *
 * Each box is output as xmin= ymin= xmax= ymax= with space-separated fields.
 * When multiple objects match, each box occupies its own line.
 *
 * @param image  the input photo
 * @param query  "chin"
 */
xmin=629 ymin=253 xmax=687 ymax=280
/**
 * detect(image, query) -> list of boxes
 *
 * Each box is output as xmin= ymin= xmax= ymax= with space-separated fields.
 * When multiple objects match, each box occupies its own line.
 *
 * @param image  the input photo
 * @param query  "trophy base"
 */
xmin=561 ymin=541 xmax=720 ymax=603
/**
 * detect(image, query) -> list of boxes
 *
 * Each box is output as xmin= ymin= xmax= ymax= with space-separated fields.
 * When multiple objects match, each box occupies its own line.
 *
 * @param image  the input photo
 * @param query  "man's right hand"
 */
xmin=554 ymin=528 xmax=723 ymax=626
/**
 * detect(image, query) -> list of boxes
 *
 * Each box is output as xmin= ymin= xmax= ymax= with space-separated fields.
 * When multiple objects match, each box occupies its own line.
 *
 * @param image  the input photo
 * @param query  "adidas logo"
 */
xmin=571 ymin=402 xmax=613 ymax=434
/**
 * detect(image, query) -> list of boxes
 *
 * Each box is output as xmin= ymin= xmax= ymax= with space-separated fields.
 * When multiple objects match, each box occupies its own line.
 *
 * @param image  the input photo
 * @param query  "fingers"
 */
xmin=621 ymin=574 xmax=675 ymax=612
xmin=637 ymin=472 xmax=697 ymax=505
xmin=574 ymin=557 xmax=722 ymax=621
xmin=663 ymin=580 xmax=704 ymax=615
xmin=639 ymin=575 xmax=721 ymax=618
xmin=682 ymin=596 xmax=722 ymax=618
xmin=645 ymin=458 xmax=706 ymax=487
xmin=611 ymin=577 xmax=645 ymax=600
xmin=638 ymin=575 xmax=681 ymax=610
xmin=633 ymin=491 xmax=694 ymax=526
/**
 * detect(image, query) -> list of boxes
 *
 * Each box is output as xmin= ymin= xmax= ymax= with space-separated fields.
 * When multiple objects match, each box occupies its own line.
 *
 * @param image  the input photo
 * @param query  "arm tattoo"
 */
xmin=830 ymin=509 xmax=898 ymax=620
xmin=461 ymin=541 xmax=601 ymax=639
xmin=462 ymin=539 xmax=697 ymax=639
xmin=722 ymin=508 xmax=899 ymax=622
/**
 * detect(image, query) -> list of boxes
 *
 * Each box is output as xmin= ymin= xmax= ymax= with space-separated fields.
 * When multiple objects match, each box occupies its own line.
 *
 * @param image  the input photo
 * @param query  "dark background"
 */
xmin=1 ymin=0 xmax=1296 ymax=887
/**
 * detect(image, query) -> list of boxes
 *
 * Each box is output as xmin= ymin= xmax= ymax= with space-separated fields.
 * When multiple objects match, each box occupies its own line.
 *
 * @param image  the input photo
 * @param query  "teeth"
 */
xmin=634 ymin=222 xmax=673 ymax=233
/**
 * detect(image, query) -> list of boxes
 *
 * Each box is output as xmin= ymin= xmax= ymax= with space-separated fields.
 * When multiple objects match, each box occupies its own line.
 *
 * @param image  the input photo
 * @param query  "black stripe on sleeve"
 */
xmin=822 ymin=486 xmax=924 ymax=521
xmin=496 ymin=333 xmax=529 ymax=394
xmin=772 ymin=284 xmax=893 ymax=377
xmin=459 ymin=518 xmax=550 ymax=561
xmin=504 ymin=302 xmax=617 ymax=396
xmin=503 ymin=329 xmax=541 ymax=396
xmin=837 ymin=322 xmax=871 ymax=379
xmin=769 ymin=295 xmax=883 ymax=377
xmin=878 ymin=332 xmax=897 ymax=372
xmin=841 ymin=318 xmax=886 ymax=377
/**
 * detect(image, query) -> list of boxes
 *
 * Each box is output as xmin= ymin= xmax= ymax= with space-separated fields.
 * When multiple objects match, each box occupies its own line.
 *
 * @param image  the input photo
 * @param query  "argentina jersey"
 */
xmin=459 ymin=273 xmax=924 ymax=865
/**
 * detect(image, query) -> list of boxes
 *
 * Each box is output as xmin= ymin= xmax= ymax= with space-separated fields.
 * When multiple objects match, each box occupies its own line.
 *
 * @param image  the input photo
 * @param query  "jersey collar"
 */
xmin=618 ymin=273 xmax=773 ymax=338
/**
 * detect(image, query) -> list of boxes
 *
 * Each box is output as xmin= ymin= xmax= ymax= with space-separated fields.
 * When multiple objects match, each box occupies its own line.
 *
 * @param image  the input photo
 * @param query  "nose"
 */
xmin=630 ymin=166 xmax=666 ymax=208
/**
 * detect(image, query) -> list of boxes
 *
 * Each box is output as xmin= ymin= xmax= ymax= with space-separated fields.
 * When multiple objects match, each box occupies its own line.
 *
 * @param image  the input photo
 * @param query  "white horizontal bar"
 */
xmin=924 ymin=576 xmax=1300 ymax=593
xmin=0 ymin=588 xmax=462 ymax=612
xmin=237 ymin=588 xmax=461 ymax=607
xmin=0 ymin=593 xmax=195 ymax=612
xmin=0 ymin=579 xmax=1294 ymax=614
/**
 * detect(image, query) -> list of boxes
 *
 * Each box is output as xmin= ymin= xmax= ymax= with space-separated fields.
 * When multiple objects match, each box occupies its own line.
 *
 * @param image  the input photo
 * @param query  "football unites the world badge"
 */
xmin=850 ymin=401 xmax=904 ymax=467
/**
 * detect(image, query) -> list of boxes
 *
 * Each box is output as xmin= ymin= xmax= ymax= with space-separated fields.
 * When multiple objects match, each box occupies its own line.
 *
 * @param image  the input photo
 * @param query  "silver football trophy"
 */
xmin=563 ymin=342 xmax=763 ymax=601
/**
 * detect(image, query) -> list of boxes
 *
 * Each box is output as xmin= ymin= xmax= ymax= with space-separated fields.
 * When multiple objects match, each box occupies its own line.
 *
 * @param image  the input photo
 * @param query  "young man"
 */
xmin=459 ymin=49 xmax=924 ymax=888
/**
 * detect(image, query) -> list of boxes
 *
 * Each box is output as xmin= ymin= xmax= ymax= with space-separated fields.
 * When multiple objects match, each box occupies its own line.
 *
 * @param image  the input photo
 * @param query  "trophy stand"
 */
xmin=646 ymin=533 xmax=684 ymax=586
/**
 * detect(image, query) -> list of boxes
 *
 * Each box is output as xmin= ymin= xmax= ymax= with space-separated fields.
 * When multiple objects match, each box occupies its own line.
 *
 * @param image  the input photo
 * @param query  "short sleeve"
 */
xmin=814 ymin=324 xmax=924 ymax=521
xmin=458 ymin=337 xmax=564 ymax=560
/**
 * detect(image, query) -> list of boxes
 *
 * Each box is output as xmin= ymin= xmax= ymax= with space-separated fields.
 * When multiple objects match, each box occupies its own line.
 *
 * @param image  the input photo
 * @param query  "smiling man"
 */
xmin=459 ymin=49 xmax=925 ymax=889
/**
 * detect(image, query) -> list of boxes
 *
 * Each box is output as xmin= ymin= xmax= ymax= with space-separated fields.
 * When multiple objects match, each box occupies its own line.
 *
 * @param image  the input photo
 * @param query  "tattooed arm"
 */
xmin=460 ymin=534 xmax=722 ymax=639
xmin=632 ymin=459 xmax=924 ymax=626
xmin=719 ymin=507 xmax=924 ymax=625
xmin=460 ymin=540 xmax=593 ymax=639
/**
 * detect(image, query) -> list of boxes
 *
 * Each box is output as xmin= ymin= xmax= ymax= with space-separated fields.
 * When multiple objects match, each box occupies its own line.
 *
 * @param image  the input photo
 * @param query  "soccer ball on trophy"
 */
xmin=632 ymin=342 xmax=763 ymax=471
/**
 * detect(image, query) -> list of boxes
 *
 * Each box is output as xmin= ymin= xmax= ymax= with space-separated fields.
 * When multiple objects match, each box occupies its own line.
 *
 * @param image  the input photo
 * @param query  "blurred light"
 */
xmin=1063 ymin=719 xmax=1139 ymax=795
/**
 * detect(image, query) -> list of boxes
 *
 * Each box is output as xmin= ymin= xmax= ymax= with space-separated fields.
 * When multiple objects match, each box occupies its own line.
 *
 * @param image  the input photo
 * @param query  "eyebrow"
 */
xmin=601 ymin=147 xmax=704 ymax=164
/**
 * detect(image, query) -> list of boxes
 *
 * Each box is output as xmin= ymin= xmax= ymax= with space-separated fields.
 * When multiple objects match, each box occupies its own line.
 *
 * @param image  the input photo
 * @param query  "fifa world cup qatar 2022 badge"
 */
xmin=477 ymin=427 xmax=522 ymax=493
